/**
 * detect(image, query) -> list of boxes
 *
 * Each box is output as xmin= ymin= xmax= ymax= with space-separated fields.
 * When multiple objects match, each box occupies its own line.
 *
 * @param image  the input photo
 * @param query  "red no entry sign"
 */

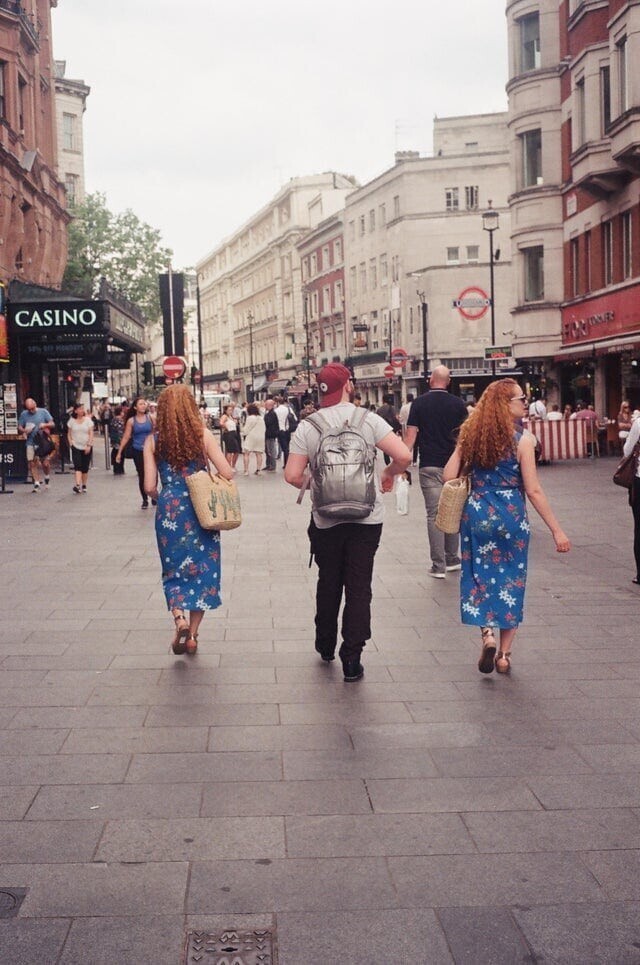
xmin=383 ymin=364 xmax=395 ymax=378
xmin=162 ymin=355 xmax=186 ymax=379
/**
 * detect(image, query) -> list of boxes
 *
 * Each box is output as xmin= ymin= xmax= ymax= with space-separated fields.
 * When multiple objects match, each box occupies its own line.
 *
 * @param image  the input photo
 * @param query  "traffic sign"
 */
xmin=383 ymin=364 xmax=395 ymax=379
xmin=453 ymin=287 xmax=491 ymax=320
xmin=162 ymin=355 xmax=186 ymax=379
xmin=390 ymin=347 xmax=409 ymax=368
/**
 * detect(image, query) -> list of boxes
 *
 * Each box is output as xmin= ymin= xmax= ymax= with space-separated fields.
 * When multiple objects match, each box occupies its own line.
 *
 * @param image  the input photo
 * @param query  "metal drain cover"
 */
xmin=0 ymin=888 xmax=27 ymax=919
xmin=183 ymin=929 xmax=277 ymax=964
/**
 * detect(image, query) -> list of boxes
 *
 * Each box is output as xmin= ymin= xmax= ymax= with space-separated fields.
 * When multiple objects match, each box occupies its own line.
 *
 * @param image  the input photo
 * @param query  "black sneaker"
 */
xmin=342 ymin=660 xmax=364 ymax=682
xmin=141 ymin=500 xmax=148 ymax=509
xmin=81 ymin=485 xmax=87 ymax=493
xmin=151 ymin=498 xmax=157 ymax=506
xmin=44 ymin=477 xmax=50 ymax=486
xmin=72 ymin=485 xmax=81 ymax=494
xmin=315 ymin=645 xmax=335 ymax=662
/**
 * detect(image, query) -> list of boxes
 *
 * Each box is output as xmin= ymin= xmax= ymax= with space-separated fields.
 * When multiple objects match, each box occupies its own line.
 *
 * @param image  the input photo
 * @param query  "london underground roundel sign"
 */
xmin=162 ymin=355 xmax=186 ymax=379
xmin=453 ymin=287 xmax=491 ymax=321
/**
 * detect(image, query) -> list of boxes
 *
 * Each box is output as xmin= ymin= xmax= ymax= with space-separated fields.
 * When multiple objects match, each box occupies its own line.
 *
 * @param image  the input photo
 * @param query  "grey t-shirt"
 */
xmin=290 ymin=403 xmax=392 ymax=528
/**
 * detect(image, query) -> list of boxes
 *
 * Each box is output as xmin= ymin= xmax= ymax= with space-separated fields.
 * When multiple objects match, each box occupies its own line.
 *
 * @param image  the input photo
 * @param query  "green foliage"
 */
xmin=62 ymin=192 xmax=173 ymax=321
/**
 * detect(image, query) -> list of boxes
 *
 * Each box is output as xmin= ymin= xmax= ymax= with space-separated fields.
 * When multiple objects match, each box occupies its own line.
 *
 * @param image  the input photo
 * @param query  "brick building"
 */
xmin=507 ymin=0 xmax=640 ymax=414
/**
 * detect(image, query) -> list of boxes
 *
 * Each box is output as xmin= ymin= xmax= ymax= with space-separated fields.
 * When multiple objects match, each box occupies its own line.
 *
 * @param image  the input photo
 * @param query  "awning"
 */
xmin=555 ymin=332 xmax=640 ymax=361
xmin=267 ymin=379 xmax=291 ymax=395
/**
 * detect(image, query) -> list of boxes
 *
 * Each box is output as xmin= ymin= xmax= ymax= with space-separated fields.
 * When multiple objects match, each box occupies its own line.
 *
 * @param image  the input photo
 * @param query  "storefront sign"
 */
xmin=9 ymin=301 xmax=106 ymax=334
xmin=562 ymin=287 xmax=640 ymax=344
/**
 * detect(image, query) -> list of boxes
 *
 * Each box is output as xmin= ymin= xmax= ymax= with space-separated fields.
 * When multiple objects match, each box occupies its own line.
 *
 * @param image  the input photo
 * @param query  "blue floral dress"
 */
xmin=155 ymin=457 xmax=222 ymax=612
xmin=459 ymin=433 xmax=529 ymax=629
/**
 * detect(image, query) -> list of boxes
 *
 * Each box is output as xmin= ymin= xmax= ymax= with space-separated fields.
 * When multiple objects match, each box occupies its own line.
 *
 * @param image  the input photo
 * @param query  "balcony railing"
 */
xmin=0 ymin=0 xmax=40 ymax=48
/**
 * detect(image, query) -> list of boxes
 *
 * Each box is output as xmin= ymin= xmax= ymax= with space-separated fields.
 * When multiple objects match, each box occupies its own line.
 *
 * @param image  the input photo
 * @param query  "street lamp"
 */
xmin=416 ymin=290 xmax=428 ymax=394
xmin=482 ymin=202 xmax=499 ymax=377
xmin=303 ymin=289 xmax=311 ymax=391
xmin=247 ymin=310 xmax=255 ymax=403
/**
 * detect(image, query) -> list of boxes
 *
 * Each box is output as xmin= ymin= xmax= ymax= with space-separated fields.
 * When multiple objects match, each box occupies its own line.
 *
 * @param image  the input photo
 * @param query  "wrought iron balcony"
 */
xmin=0 ymin=0 xmax=40 ymax=48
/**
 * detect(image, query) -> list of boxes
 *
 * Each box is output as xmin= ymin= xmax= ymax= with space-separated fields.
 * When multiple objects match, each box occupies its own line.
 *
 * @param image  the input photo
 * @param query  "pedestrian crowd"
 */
xmin=18 ymin=370 xmax=640 ymax=682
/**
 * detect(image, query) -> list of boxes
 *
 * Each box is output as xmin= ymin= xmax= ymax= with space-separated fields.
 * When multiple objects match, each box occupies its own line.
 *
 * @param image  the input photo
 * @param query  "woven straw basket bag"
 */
xmin=435 ymin=475 xmax=471 ymax=534
xmin=186 ymin=458 xmax=242 ymax=531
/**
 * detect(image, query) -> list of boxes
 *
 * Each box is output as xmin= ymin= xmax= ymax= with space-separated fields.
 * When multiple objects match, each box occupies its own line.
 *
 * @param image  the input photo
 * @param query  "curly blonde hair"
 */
xmin=156 ymin=384 xmax=204 ymax=468
xmin=457 ymin=378 xmax=521 ymax=469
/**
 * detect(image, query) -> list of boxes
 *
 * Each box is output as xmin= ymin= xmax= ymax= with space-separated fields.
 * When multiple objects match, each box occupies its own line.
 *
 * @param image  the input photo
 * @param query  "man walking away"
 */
xmin=263 ymin=399 xmax=279 ymax=471
xmin=399 ymin=393 xmax=416 ymax=464
xmin=17 ymin=397 xmax=55 ymax=492
xmin=376 ymin=393 xmax=402 ymax=465
xmin=404 ymin=366 xmax=467 ymax=578
xmin=285 ymin=364 xmax=411 ymax=681
xmin=275 ymin=396 xmax=295 ymax=467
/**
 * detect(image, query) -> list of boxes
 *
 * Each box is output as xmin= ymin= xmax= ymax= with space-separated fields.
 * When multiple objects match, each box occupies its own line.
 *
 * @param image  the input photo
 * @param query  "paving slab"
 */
xmin=0 ymin=919 xmax=71 ymax=965
xmin=511 ymin=901 xmax=640 ymax=964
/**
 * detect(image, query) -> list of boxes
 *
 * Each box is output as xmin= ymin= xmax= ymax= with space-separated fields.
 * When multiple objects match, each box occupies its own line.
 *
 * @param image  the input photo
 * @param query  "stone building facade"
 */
xmin=54 ymin=58 xmax=89 ymax=207
xmin=196 ymin=174 xmax=356 ymax=400
xmin=344 ymin=114 xmax=514 ymax=404
xmin=507 ymin=0 xmax=640 ymax=414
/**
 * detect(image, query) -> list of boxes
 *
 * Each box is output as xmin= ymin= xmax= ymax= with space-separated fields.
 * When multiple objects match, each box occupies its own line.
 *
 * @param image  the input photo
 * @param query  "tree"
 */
xmin=62 ymin=192 xmax=172 ymax=321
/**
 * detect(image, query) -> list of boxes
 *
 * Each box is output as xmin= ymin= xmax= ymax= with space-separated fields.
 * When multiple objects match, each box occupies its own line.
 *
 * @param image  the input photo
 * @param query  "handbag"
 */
xmin=186 ymin=447 xmax=242 ymax=531
xmin=435 ymin=472 xmax=471 ymax=534
xmin=613 ymin=441 xmax=640 ymax=490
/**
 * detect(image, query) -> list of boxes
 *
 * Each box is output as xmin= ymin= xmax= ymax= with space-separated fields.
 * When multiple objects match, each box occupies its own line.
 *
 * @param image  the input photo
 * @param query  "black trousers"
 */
xmin=309 ymin=519 xmax=382 ymax=663
xmin=632 ymin=478 xmax=640 ymax=581
xmin=278 ymin=429 xmax=291 ymax=466
xmin=132 ymin=449 xmax=146 ymax=500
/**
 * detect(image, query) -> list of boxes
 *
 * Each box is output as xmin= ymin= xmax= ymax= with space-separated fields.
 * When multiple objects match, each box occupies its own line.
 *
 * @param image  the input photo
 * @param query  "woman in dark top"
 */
xmin=115 ymin=397 xmax=156 ymax=508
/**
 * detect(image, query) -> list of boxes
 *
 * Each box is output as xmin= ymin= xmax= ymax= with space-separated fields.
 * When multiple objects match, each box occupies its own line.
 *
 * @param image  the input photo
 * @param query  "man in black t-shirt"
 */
xmin=405 ymin=366 xmax=468 ymax=578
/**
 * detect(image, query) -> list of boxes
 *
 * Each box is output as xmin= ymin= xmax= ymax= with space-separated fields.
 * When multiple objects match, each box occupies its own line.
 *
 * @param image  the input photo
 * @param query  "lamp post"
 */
xmin=303 ymin=289 xmax=311 ymax=392
xmin=247 ymin=311 xmax=255 ymax=403
xmin=196 ymin=276 xmax=204 ymax=402
xmin=416 ymin=290 xmax=428 ymax=394
xmin=482 ymin=202 xmax=500 ymax=377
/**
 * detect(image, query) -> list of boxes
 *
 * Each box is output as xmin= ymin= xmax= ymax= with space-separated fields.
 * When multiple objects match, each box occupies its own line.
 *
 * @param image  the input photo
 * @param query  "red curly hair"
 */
xmin=457 ymin=378 xmax=521 ymax=469
xmin=156 ymin=384 xmax=205 ymax=469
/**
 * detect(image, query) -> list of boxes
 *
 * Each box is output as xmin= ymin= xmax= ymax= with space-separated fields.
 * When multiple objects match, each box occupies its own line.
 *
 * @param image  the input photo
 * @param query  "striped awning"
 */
xmin=527 ymin=419 xmax=588 ymax=460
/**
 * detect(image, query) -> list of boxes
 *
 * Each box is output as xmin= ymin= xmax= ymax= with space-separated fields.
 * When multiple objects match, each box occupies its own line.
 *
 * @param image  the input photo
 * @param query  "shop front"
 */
xmin=559 ymin=287 xmax=640 ymax=418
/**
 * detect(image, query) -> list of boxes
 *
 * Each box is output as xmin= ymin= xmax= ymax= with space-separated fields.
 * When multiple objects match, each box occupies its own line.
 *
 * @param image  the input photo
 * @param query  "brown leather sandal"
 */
xmin=185 ymin=633 xmax=198 ymax=655
xmin=478 ymin=627 xmax=496 ymax=674
xmin=495 ymin=650 xmax=512 ymax=674
xmin=171 ymin=611 xmax=189 ymax=655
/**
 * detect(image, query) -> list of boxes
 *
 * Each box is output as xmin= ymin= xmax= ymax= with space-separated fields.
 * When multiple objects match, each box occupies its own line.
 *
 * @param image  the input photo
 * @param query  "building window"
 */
xmin=602 ymin=221 xmax=613 ymax=285
xmin=393 ymin=195 xmax=400 ymax=218
xmin=0 ymin=62 xmax=5 ymax=120
xmin=391 ymin=255 xmax=400 ymax=282
xmin=600 ymin=65 xmax=611 ymax=134
xmin=570 ymin=238 xmax=580 ymax=297
xmin=349 ymin=265 xmax=356 ymax=294
xmin=445 ymin=187 xmax=459 ymax=212
xmin=379 ymin=203 xmax=386 ymax=225
xmin=63 ymin=112 xmax=76 ymax=151
xmin=323 ymin=285 xmax=332 ymax=315
xmin=359 ymin=214 xmax=365 ymax=236
xmin=369 ymin=257 xmax=377 ymax=289
xmin=18 ymin=76 xmax=26 ymax=132
xmin=521 ymin=129 xmax=542 ymax=187
xmin=334 ymin=238 xmax=342 ymax=262
xmin=349 ymin=220 xmax=355 ymax=240
xmin=575 ymin=77 xmax=586 ymax=148
xmin=64 ymin=173 xmax=79 ymax=206
xmin=622 ymin=211 xmax=632 ymax=279
xmin=617 ymin=36 xmax=628 ymax=114
xmin=409 ymin=305 xmax=414 ymax=335
xmin=369 ymin=209 xmax=376 ymax=231
xmin=447 ymin=247 xmax=459 ymax=264
xmin=310 ymin=252 xmax=317 ymax=276
xmin=584 ymin=230 xmax=592 ymax=292
xmin=359 ymin=262 xmax=367 ymax=292
xmin=322 ymin=245 xmax=330 ymax=269
xmin=380 ymin=253 xmax=388 ymax=284
xmin=523 ymin=246 xmax=544 ymax=301
xmin=465 ymin=186 xmax=479 ymax=210
xmin=334 ymin=279 xmax=343 ymax=307
xmin=519 ymin=12 xmax=540 ymax=73
xmin=466 ymin=245 xmax=479 ymax=263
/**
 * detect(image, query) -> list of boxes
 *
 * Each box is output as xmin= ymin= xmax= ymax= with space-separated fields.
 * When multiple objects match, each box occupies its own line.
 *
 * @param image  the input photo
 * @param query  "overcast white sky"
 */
xmin=52 ymin=0 xmax=508 ymax=269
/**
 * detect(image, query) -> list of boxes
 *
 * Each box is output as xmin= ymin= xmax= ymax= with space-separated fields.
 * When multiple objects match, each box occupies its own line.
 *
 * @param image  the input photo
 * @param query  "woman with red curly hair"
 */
xmin=143 ymin=384 xmax=234 ymax=655
xmin=444 ymin=379 xmax=570 ymax=674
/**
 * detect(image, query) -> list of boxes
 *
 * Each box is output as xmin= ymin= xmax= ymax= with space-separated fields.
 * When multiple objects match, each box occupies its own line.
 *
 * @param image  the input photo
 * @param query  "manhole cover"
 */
xmin=183 ymin=929 xmax=277 ymax=964
xmin=0 ymin=888 xmax=27 ymax=919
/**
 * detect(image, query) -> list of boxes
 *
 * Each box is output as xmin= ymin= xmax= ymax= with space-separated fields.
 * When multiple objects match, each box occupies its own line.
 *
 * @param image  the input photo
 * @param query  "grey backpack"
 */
xmin=302 ymin=408 xmax=376 ymax=520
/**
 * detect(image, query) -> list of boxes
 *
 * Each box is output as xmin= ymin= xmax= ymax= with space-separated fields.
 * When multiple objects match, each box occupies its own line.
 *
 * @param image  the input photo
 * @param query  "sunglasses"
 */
xmin=511 ymin=395 xmax=527 ymax=402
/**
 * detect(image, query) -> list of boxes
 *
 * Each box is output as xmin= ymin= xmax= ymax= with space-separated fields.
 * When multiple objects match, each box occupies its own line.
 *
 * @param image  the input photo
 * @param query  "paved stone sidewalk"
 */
xmin=0 ymin=453 xmax=638 ymax=963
